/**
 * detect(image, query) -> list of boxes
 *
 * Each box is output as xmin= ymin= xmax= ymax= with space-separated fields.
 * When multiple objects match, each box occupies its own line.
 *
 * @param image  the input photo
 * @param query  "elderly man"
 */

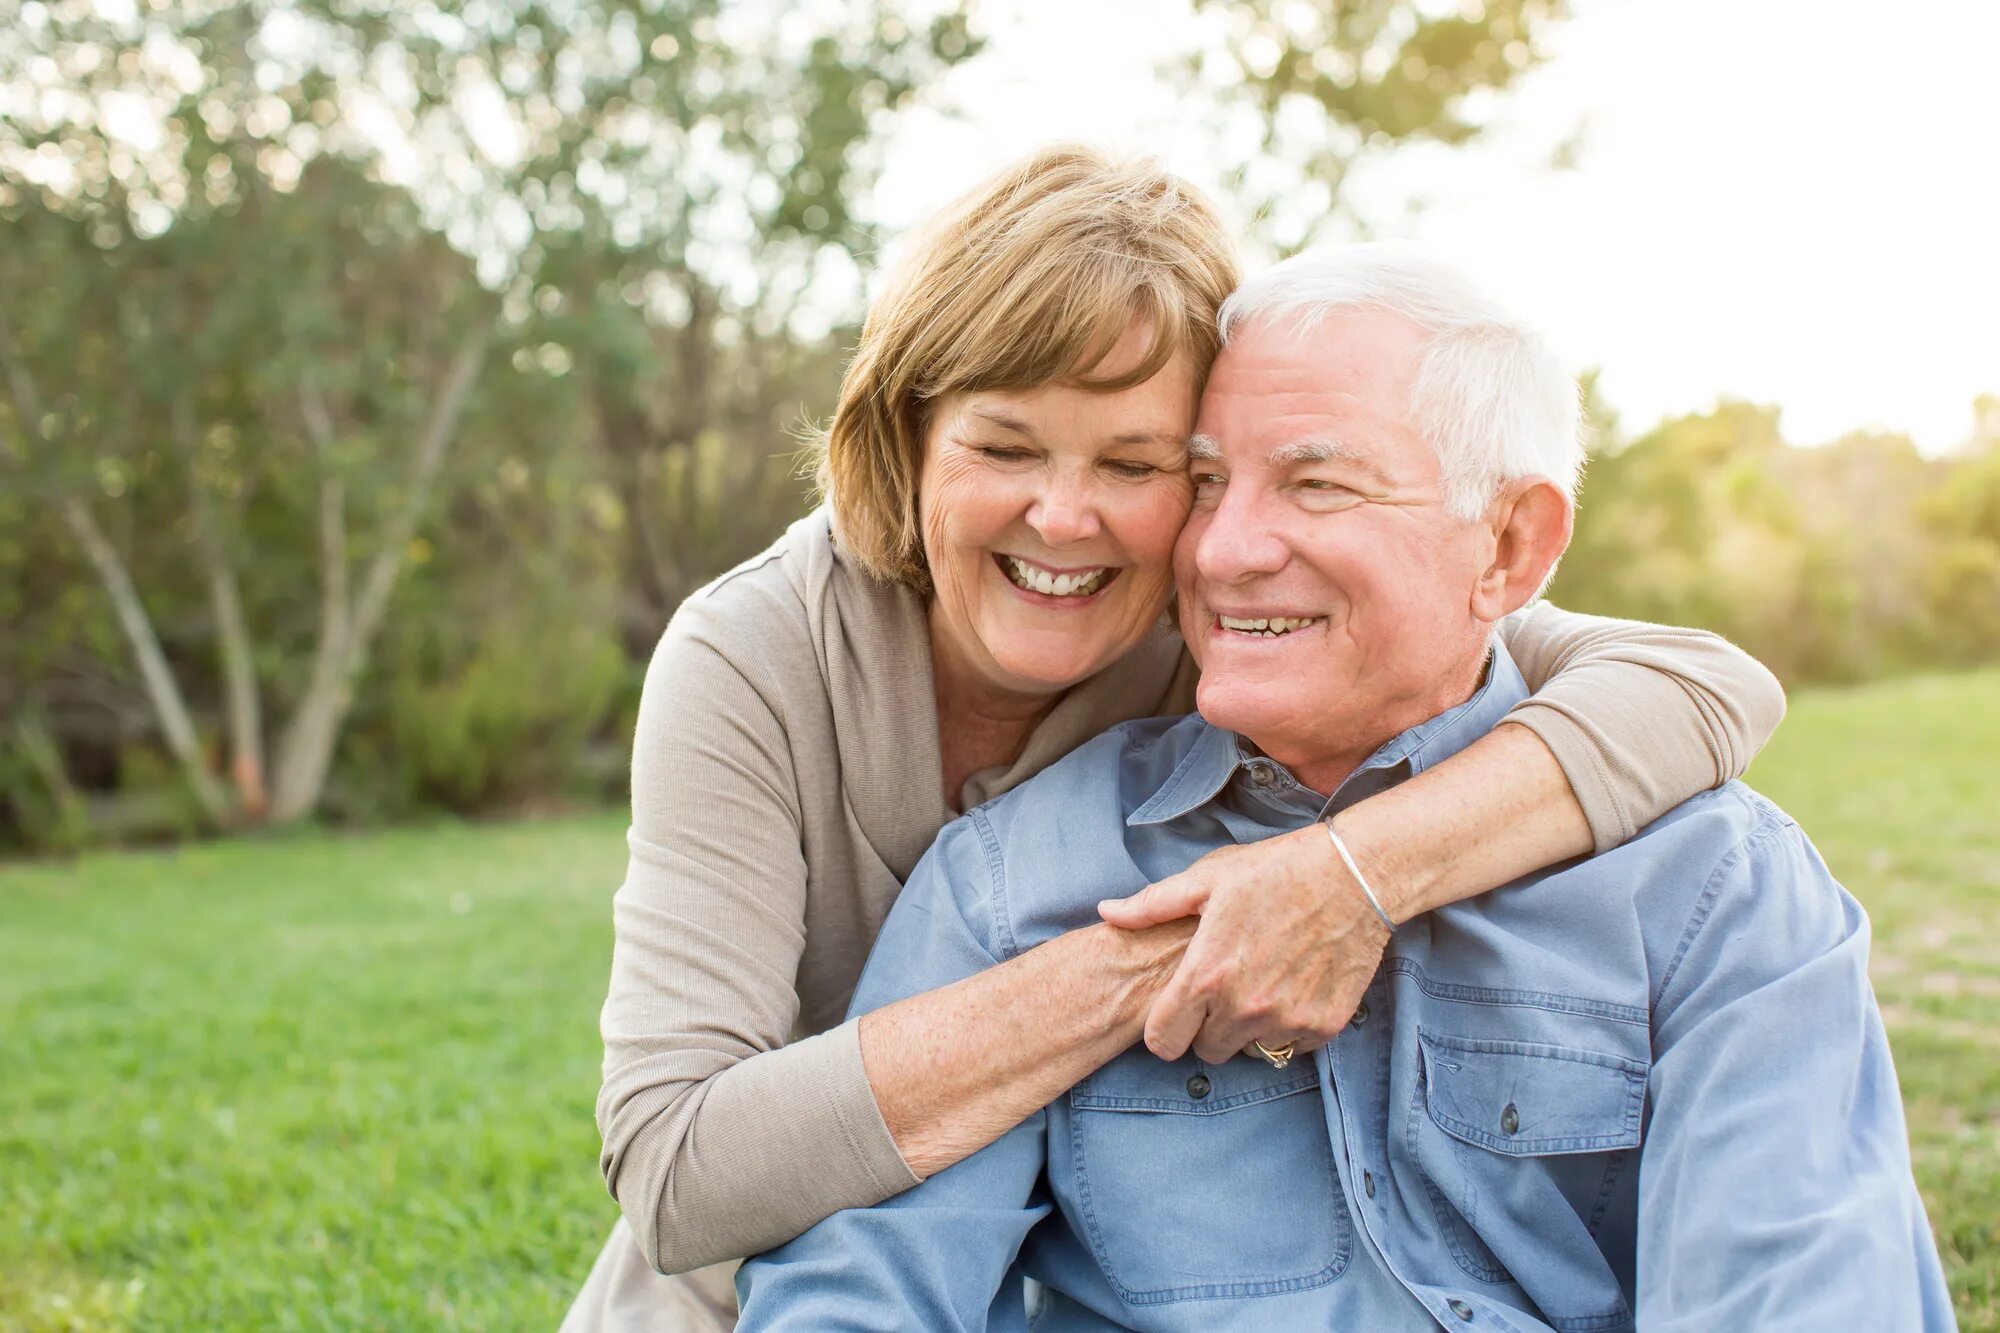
xmin=733 ymin=247 xmax=1953 ymax=1332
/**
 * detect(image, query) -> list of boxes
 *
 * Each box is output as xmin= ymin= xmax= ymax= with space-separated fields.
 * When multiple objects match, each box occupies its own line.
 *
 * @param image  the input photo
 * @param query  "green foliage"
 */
xmin=2 ymin=671 xmax=1995 ymax=1327
xmin=374 ymin=619 xmax=629 ymax=817
xmin=1187 ymin=0 xmax=1569 ymax=248
xmin=1551 ymin=397 xmax=1990 ymax=685
xmin=0 ymin=0 xmax=962 ymax=843
xmin=1921 ymin=441 xmax=2000 ymax=663
xmin=0 ymin=714 xmax=90 ymax=855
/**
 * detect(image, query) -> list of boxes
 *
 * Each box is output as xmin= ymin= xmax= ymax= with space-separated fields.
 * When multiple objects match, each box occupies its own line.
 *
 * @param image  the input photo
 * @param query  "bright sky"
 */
xmin=870 ymin=0 xmax=2000 ymax=454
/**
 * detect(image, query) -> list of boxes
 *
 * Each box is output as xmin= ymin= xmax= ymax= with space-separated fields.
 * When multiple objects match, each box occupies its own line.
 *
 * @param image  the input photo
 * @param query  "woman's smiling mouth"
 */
xmin=994 ymin=553 xmax=1118 ymax=600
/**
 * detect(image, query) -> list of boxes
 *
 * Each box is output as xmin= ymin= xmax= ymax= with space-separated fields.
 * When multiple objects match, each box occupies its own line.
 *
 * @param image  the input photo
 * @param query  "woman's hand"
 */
xmin=1097 ymin=823 xmax=1391 ymax=1064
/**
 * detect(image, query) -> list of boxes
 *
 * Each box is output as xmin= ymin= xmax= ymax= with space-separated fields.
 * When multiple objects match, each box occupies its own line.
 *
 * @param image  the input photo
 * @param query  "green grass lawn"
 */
xmin=3 ymin=668 xmax=1997 ymax=1331
xmin=1745 ymin=668 xmax=2000 ymax=1329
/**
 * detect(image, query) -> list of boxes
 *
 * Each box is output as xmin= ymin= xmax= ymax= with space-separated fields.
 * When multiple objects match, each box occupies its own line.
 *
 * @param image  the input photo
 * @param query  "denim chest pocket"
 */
xmin=1065 ymin=1051 xmax=1350 ymax=1306
xmin=1420 ymin=1030 xmax=1646 ymax=1155
xmin=1408 ymin=1027 xmax=1647 ymax=1332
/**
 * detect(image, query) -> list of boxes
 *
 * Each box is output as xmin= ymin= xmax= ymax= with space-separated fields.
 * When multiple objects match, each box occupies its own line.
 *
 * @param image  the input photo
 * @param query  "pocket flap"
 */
xmin=1419 ymin=1029 xmax=1646 ymax=1155
xmin=1073 ymin=1049 xmax=1318 ymax=1115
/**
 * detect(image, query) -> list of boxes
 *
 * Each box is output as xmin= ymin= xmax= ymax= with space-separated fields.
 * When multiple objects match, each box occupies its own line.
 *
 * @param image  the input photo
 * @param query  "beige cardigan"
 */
xmin=565 ymin=509 xmax=1784 ymax=1331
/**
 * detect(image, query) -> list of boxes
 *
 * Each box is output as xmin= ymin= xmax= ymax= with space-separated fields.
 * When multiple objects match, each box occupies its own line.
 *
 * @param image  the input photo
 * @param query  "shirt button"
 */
xmin=1362 ymin=1170 xmax=1376 ymax=1198
xmin=1249 ymin=763 xmax=1275 ymax=787
xmin=1350 ymin=1002 xmax=1369 ymax=1027
xmin=1500 ymin=1103 xmax=1520 ymax=1135
xmin=1449 ymin=1298 xmax=1475 ymax=1321
xmin=1186 ymin=1074 xmax=1211 ymax=1099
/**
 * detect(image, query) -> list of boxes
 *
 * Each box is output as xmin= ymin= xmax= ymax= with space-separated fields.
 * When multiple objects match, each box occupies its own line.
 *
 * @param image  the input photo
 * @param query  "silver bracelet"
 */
xmin=1325 ymin=820 xmax=1397 ymax=933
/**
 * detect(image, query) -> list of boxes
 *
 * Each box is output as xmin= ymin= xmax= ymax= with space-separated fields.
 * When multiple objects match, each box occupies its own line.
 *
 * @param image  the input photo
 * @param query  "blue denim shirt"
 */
xmin=737 ymin=645 xmax=1953 ymax=1332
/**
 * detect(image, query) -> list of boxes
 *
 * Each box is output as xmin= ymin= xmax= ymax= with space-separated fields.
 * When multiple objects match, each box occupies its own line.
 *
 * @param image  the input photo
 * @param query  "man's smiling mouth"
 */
xmin=1216 ymin=614 xmax=1323 ymax=638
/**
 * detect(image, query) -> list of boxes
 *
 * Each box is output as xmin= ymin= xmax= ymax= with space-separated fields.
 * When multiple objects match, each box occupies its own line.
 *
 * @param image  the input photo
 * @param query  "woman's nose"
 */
xmin=1026 ymin=476 xmax=1103 ymax=547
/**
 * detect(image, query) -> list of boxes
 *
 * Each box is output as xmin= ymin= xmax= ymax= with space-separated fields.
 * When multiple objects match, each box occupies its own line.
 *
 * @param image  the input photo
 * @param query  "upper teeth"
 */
xmin=1219 ymin=615 xmax=1321 ymax=636
xmin=1004 ymin=556 xmax=1109 ymax=598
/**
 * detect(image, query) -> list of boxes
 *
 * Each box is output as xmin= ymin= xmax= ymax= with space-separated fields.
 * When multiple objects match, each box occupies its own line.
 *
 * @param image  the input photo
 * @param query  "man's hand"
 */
xmin=1097 ymin=824 xmax=1392 ymax=1064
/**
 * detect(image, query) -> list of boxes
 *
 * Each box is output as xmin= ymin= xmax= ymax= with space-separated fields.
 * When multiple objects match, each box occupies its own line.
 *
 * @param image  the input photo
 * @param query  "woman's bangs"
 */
xmin=1065 ymin=284 xmax=1186 ymax=392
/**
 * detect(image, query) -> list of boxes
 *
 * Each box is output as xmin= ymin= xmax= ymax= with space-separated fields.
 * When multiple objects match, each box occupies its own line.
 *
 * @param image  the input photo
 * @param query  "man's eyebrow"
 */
xmin=1187 ymin=434 xmax=1223 ymax=462
xmin=1268 ymin=437 xmax=1390 ymax=481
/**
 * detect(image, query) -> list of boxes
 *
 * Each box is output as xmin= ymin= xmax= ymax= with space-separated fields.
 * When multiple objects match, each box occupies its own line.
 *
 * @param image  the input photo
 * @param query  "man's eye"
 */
xmin=1298 ymin=479 xmax=1356 ymax=495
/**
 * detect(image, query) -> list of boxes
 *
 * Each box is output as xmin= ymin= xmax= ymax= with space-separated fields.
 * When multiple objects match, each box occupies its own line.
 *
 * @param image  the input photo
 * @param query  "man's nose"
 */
xmin=1195 ymin=485 xmax=1287 ymax=582
xmin=1026 ymin=472 xmax=1103 ymax=547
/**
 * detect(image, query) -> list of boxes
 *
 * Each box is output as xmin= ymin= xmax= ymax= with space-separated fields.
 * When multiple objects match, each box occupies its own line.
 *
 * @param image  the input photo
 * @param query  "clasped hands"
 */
xmin=1096 ymin=823 xmax=1393 ymax=1065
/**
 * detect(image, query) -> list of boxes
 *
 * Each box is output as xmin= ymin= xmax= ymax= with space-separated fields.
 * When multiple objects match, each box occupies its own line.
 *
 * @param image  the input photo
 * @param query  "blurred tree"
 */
xmin=1921 ymin=434 xmax=2000 ymax=664
xmin=1188 ymin=0 xmax=1570 ymax=249
xmin=1550 ymin=398 xmax=1991 ymax=683
xmin=1773 ymin=430 xmax=1944 ymax=677
xmin=0 ymin=0 xmax=974 ymax=831
xmin=1552 ymin=401 xmax=1809 ymax=669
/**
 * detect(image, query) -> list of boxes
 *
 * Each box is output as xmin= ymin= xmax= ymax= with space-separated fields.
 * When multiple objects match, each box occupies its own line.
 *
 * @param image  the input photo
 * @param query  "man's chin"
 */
xmin=1192 ymin=680 xmax=1286 ymax=739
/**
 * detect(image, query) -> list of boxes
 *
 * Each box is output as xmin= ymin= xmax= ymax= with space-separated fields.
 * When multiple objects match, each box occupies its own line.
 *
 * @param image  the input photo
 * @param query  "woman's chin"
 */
xmin=985 ymin=640 xmax=1120 ymax=697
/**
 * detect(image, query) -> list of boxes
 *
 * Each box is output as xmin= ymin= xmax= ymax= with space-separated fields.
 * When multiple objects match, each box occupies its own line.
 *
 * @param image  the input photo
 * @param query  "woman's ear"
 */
xmin=1470 ymin=479 xmax=1574 ymax=623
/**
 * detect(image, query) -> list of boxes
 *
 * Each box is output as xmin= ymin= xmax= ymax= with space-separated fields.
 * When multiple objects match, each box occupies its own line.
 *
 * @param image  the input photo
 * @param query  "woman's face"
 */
xmin=919 ymin=327 xmax=1198 ymax=702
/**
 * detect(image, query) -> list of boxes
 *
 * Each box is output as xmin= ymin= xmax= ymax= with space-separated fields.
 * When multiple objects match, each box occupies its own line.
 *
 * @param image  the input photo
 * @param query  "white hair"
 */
xmin=1217 ymin=242 xmax=1584 ymax=520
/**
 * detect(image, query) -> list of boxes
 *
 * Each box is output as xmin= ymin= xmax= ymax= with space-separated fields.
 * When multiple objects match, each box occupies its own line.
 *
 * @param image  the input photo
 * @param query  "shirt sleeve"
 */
xmin=735 ymin=816 xmax=1053 ymax=1332
xmin=1496 ymin=602 xmax=1788 ymax=852
xmin=596 ymin=604 xmax=920 ymax=1277
xmin=1634 ymin=813 xmax=1954 ymax=1331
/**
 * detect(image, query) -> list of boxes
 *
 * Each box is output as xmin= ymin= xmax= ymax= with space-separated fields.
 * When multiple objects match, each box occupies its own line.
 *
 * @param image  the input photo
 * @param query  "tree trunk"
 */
xmin=268 ymin=323 xmax=492 ymax=824
xmin=59 ymin=496 xmax=233 ymax=822
xmin=0 ymin=307 xmax=231 ymax=825
xmin=178 ymin=400 xmax=267 ymax=818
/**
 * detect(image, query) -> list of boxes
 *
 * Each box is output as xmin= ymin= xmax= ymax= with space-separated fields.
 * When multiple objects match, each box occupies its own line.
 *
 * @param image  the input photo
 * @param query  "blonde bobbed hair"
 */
xmin=814 ymin=143 xmax=1240 ymax=587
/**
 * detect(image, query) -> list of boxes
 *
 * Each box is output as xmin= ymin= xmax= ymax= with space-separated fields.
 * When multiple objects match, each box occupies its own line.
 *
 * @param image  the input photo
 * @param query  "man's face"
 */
xmin=1175 ymin=308 xmax=1497 ymax=786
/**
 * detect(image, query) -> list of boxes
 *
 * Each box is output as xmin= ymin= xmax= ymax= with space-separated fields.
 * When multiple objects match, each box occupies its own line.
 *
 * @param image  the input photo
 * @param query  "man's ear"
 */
xmin=1471 ymin=478 xmax=1573 ymax=622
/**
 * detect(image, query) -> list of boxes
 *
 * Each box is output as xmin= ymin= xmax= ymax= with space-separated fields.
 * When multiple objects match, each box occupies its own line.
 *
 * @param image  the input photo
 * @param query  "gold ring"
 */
xmin=1253 ymin=1039 xmax=1296 ymax=1069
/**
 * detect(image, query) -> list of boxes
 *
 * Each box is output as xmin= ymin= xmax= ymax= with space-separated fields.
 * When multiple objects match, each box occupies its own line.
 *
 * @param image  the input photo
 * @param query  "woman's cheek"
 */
xmin=919 ymin=456 xmax=984 ymax=568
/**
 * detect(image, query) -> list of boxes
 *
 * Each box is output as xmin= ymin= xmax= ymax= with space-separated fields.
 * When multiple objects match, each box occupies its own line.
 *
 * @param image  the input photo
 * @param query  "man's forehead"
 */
xmin=1207 ymin=310 xmax=1426 ymax=396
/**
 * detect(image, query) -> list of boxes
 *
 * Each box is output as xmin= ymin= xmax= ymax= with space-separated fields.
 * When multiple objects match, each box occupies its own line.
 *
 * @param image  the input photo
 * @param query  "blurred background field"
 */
xmin=3 ymin=668 xmax=1996 ymax=1330
xmin=3 ymin=0 xmax=1998 ymax=1328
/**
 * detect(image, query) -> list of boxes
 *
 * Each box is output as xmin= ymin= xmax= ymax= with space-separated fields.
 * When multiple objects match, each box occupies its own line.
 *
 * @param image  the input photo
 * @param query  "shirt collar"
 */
xmin=1128 ymin=637 xmax=1531 ymax=827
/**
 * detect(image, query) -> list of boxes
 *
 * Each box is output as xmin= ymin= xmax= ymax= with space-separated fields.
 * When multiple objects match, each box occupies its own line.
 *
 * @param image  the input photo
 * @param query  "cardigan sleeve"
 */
xmin=596 ymin=598 xmax=919 ymax=1277
xmin=1495 ymin=602 xmax=1787 ymax=853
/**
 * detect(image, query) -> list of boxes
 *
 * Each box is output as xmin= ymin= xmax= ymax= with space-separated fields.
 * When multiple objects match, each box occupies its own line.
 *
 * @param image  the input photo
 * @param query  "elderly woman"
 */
xmin=563 ymin=146 xmax=1784 ymax=1332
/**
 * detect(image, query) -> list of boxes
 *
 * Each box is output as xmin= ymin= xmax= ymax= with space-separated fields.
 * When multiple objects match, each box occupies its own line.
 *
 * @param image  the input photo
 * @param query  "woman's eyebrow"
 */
xmin=966 ymin=406 xmax=1034 ymax=434
xmin=1109 ymin=429 xmax=1190 ymax=450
